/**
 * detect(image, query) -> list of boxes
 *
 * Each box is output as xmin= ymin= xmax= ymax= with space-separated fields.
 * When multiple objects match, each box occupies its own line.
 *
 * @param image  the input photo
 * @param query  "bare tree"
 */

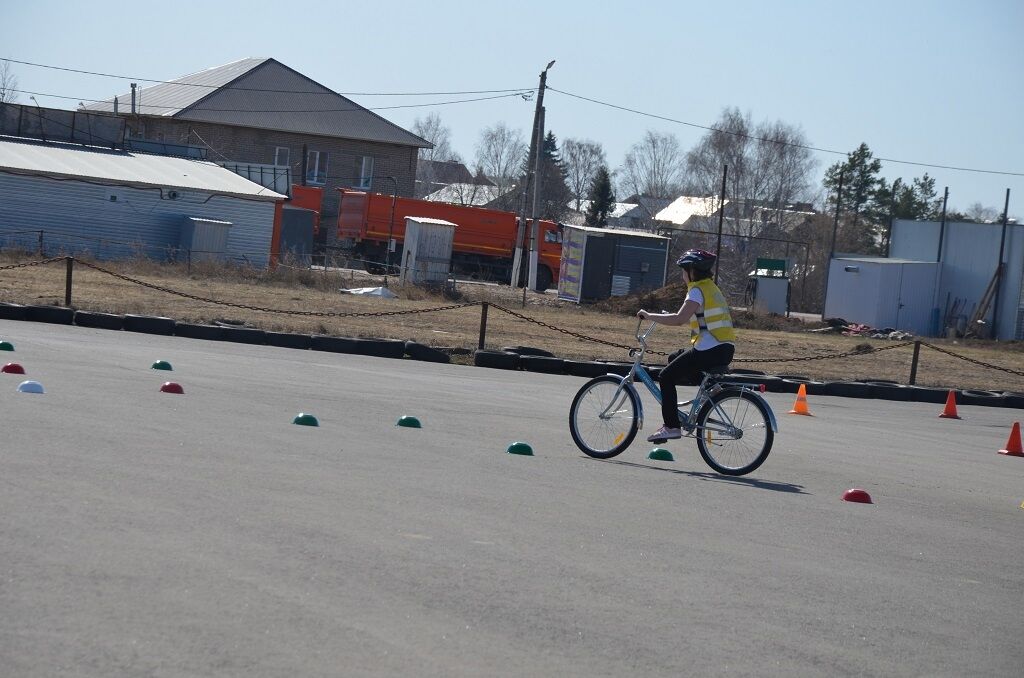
xmin=616 ymin=130 xmax=686 ymax=199
xmin=474 ymin=122 xmax=527 ymax=211
xmin=412 ymin=112 xmax=462 ymax=197
xmin=562 ymin=138 xmax=606 ymax=212
xmin=685 ymin=107 xmax=816 ymax=239
xmin=0 ymin=61 xmax=18 ymax=103
xmin=964 ymin=202 xmax=1000 ymax=223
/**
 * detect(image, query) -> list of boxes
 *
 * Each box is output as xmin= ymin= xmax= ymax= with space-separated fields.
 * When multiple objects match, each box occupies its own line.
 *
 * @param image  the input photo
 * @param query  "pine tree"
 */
xmin=522 ymin=131 xmax=572 ymax=221
xmin=585 ymin=166 xmax=615 ymax=227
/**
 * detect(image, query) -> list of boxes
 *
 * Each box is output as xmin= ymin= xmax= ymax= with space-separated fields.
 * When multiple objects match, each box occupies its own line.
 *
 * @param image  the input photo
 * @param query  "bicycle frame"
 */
xmin=599 ymin=322 xmax=778 ymax=437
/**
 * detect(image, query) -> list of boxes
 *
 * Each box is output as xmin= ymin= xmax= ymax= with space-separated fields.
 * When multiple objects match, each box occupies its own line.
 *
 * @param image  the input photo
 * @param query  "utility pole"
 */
xmin=511 ymin=60 xmax=555 ymax=291
xmin=714 ymin=164 xmax=727 ymax=284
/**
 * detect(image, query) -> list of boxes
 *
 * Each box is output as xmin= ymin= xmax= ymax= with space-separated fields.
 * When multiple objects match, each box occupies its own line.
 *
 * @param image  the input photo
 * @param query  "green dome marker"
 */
xmin=292 ymin=413 xmax=320 ymax=427
xmin=506 ymin=441 xmax=534 ymax=456
xmin=647 ymin=448 xmax=674 ymax=462
xmin=151 ymin=360 xmax=173 ymax=371
xmin=0 ymin=341 xmax=13 ymax=351
xmin=397 ymin=416 xmax=422 ymax=428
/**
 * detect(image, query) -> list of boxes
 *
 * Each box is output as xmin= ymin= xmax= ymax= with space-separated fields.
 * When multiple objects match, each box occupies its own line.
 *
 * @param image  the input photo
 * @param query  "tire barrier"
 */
xmin=501 ymin=346 xmax=556 ymax=358
xmin=174 ymin=323 xmax=224 ymax=341
xmin=958 ymin=389 xmax=1006 ymax=408
xmin=404 ymin=341 xmax=451 ymax=364
xmin=218 ymin=327 xmax=267 ymax=345
xmin=1001 ymin=392 xmax=1024 ymax=410
xmin=310 ymin=335 xmax=362 ymax=354
xmin=73 ymin=311 xmax=124 ymax=331
xmin=821 ymin=381 xmax=875 ymax=399
xmin=122 ymin=314 xmax=176 ymax=336
xmin=520 ymin=355 xmax=566 ymax=374
xmin=25 ymin=305 xmax=75 ymax=325
xmin=563 ymin=360 xmax=615 ymax=379
xmin=0 ymin=302 xmax=28 ymax=320
xmin=594 ymin=361 xmax=633 ymax=377
xmin=473 ymin=349 xmax=520 ymax=370
xmin=781 ymin=378 xmax=828 ymax=396
xmin=266 ymin=332 xmax=312 ymax=350
xmin=354 ymin=339 xmax=407 ymax=359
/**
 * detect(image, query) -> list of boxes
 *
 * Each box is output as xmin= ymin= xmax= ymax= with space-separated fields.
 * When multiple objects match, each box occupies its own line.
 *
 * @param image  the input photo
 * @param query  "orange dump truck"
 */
xmin=336 ymin=189 xmax=562 ymax=290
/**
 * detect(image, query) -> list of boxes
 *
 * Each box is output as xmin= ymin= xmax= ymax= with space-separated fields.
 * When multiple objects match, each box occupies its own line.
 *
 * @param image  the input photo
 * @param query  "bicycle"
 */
xmin=568 ymin=321 xmax=778 ymax=476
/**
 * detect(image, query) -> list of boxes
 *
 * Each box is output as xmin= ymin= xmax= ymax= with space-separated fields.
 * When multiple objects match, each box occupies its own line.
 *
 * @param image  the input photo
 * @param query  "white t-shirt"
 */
xmin=685 ymin=286 xmax=734 ymax=351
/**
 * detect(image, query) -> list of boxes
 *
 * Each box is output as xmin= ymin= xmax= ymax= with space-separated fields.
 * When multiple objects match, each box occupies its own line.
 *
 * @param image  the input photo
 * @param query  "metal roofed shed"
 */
xmin=399 ymin=217 xmax=455 ymax=285
xmin=0 ymin=136 xmax=285 ymax=267
xmin=558 ymin=225 xmax=669 ymax=303
xmin=823 ymin=257 xmax=939 ymax=336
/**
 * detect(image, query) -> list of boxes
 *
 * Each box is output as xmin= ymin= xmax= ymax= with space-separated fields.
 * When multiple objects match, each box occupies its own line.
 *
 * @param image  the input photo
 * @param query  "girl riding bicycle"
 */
xmin=637 ymin=249 xmax=736 ymax=442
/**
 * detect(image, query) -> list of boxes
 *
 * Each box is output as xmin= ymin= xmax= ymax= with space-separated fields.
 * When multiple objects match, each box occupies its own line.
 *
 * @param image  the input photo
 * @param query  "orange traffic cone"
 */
xmin=998 ymin=422 xmax=1023 ymax=457
xmin=788 ymin=384 xmax=813 ymax=416
xmin=938 ymin=390 xmax=961 ymax=419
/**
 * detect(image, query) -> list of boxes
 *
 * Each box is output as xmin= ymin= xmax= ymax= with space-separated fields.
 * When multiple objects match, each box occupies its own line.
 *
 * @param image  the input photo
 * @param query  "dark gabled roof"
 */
xmin=416 ymin=159 xmax=494 ymax=186
xmin=85 ymin=58 xmax=430 ymax=149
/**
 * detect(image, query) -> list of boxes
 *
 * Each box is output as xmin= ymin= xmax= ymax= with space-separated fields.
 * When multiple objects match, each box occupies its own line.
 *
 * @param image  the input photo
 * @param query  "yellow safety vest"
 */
xmin=688 ymin=278 xmax=737 ymax=345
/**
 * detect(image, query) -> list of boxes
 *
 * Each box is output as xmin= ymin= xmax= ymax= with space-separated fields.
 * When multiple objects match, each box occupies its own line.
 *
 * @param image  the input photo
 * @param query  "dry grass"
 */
xmin=1 ymin=251 xmax=1022 ymax=392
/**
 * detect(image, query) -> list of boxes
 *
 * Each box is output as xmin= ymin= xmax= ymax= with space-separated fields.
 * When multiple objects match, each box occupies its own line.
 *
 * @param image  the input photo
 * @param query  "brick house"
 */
xmin=85 ymin=58 xmax=430 ymax=243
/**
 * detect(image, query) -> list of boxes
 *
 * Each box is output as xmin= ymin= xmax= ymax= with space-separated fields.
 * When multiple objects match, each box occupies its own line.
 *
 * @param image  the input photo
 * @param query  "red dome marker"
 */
xmin=2 ymin=363 xmax=25 ymax=374
xmin=159 ymin=382 xmax=184 ymax=394
xmin=842 ymin=488 xmax=873 ymax=504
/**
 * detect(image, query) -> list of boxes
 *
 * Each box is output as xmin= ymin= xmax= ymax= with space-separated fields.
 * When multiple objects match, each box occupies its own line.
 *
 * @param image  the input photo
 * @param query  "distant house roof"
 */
xmin=417 ymin=159 xmax=493 ymax=186
xmin=84 ymin=58 xmax=430 ymax=149
xmin=0 ymin=136 xmax=285 ymax=201
xmin=656 ymin=196 xmax=726 ymax=225
xmin=619 ymin=195 xmax=674 ymax=220
xmin=565 ymin=223 xmax=670 ymax=240
xmin=424 ymin=183 xmax=507 ymax=207
xmin=571 ymin=200 xmax=638 ymax=220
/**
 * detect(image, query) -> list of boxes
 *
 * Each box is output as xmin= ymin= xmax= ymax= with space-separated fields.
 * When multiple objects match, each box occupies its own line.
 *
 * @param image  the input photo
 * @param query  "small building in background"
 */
xmin=558 ymin=225 xmax=669 ymax=302
xmin=824 ymin=257 xmax=940 ymax=336
xmin=0 ymin=136 xmax=285 ymax=267
xmin=399 ymin=217 xmax=455 ymax=285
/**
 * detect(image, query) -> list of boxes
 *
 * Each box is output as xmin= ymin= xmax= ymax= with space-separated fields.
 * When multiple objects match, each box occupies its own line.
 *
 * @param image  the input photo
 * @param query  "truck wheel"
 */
xmin=534 ymin=266 xmax=552 ymax=292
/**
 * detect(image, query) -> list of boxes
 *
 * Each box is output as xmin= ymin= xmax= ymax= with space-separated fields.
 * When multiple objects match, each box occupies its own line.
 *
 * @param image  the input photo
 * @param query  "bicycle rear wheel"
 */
xmin=695 ymin=388 xmax=773 ymax=475
xmin=569 ymin=375 xmax=640 ymax=459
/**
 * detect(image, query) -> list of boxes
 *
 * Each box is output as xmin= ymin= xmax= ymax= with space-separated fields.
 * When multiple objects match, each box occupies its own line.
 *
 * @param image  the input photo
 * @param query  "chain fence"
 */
xmin=1 ymin=255 xmax=1022 ymax=380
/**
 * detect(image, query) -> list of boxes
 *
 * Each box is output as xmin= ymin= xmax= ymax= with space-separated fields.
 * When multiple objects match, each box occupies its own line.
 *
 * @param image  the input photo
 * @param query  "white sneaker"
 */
xmin=646 ymin=426 xmax=682 ymax=442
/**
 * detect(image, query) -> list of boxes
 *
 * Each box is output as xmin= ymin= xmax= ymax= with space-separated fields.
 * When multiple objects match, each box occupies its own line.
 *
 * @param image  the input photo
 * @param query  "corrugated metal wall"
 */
xmin=0 ymin=172 xmax=276 ymax=267
xmin=891 ymin=219 xmax=1024 ymax=339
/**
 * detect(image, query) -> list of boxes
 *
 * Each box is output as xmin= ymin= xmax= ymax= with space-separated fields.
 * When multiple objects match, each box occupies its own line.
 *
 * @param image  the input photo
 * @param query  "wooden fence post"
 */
xmin=478 ymin=302 xmax=489 ymax=350
xmin=909 ymin=341 xmax=921 ymax=385
xmin=64 ymin=256 xmax=74 ymax=307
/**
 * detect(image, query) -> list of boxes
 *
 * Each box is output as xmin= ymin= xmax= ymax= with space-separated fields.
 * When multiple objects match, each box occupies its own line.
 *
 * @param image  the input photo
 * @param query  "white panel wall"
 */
xmin=0 ymin=173 xmax=276 ymax=267
xmin=891 ymin=219 xmax=1024 ymax=339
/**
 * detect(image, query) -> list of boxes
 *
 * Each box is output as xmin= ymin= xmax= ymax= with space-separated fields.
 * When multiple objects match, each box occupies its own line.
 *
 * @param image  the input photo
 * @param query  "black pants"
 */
xmin=659 ymin=343 xmax=735 ymax=428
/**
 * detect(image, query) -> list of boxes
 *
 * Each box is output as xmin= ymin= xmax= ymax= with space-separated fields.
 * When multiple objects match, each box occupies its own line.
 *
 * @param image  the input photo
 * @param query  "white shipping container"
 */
xmin=400 ymin=217 xmax=455 ymax=285
xmin=824 ymin=257 xmax=939 ymax=335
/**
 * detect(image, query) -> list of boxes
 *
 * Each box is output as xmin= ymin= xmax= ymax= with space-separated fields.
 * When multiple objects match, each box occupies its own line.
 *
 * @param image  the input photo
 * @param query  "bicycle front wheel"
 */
xmin=695 ymin=389 xmax=774 ymax=475
xmin=569 ymin=375 xmax=640 ymax=459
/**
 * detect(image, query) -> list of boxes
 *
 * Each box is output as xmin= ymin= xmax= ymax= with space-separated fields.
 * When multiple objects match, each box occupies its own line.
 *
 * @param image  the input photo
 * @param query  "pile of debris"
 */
xmin=808 ymin=318 xmax=914 ymax=341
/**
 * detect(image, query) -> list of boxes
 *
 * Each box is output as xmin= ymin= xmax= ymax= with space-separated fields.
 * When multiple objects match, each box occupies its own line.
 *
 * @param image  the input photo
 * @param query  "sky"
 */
xmin=3 ymin=0 xmax=1022 ymax=216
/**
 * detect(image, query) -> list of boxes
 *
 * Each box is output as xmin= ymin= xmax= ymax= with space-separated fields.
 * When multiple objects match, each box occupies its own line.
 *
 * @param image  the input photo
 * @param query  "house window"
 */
xmin=358 ymin=156 xmax=374 ymax=189
xmin=274 ymin=146 xmax=290 ymax=167
xmin=306 ymin=150 xmax=328 ymax=185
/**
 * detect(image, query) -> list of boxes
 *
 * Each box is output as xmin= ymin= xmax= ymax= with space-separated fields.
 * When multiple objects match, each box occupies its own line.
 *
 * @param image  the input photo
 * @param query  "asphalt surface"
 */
xmin=1 ymin=319 xmax=1022 ymax=677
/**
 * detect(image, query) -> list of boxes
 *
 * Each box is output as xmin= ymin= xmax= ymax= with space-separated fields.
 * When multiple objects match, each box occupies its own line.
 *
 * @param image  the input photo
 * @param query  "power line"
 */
xmin=0 ymin=57 xmax=533 ymax=96
xmin=549 ymin=87 xmax=1024 ymax=178
xmin=10 ymin=88 xmax=531 ymax=113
